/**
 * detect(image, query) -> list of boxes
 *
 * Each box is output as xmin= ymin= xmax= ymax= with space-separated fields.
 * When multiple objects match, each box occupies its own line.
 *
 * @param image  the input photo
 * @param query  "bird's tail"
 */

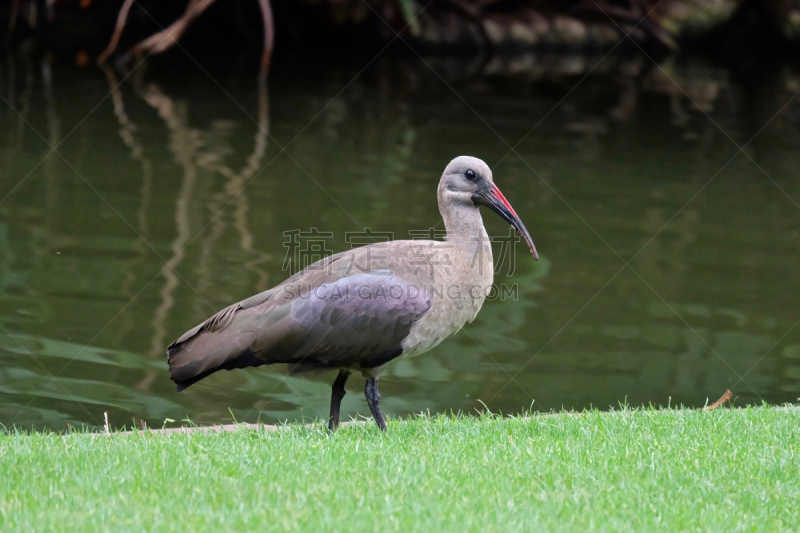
xmin=167 ymin=331 xmax=266 ymax=392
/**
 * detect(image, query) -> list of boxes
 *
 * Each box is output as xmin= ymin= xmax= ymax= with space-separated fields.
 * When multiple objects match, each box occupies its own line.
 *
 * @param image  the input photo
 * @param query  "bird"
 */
xmin=166 ymin=156 xmax=538 ymax=431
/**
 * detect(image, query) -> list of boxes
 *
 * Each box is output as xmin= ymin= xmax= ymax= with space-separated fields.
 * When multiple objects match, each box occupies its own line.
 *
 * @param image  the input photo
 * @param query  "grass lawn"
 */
xmin=1 ymin=406 xmax=799 ymax=531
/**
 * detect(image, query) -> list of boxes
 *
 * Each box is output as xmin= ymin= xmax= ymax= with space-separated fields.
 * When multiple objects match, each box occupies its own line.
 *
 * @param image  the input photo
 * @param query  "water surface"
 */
xmin=1 ymin=53 xmax=799 ymax=430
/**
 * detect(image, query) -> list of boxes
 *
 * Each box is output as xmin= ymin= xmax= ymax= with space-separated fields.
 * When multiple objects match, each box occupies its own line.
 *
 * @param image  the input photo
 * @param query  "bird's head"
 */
xmin=439 ymin=155 xmax=538 ymax=260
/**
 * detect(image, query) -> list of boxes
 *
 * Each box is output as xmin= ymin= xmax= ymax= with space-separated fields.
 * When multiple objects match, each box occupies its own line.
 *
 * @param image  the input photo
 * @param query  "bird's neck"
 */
xmin=440 ymin=202 xmax=493 ymax=272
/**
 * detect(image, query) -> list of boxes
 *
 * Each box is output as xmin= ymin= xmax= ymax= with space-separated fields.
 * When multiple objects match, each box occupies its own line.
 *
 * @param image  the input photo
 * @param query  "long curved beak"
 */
xmin=473 ymin=183 xmax=539 ymax=260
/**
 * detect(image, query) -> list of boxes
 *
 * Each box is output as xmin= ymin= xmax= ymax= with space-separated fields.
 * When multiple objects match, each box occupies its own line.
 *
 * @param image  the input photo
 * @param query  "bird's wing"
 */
xmin=167 ymin=250 xmax=351 ymax=348
xmin=167 ymin=244 xmax=436 ymax=385
xmin=271 ymin=270 xmax=432 ymax=373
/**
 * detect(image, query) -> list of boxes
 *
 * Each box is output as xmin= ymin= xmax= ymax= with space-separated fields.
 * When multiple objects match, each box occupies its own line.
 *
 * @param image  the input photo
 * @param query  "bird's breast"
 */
xmin=400 ymin=263 xmax=493 ymax=359
xmin=396 ymin=234 xmax=494 ymax=359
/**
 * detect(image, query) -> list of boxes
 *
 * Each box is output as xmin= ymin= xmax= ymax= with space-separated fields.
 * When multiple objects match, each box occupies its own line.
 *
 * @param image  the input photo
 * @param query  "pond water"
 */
xmin=1 ymin=52 xmax=799 ymax=431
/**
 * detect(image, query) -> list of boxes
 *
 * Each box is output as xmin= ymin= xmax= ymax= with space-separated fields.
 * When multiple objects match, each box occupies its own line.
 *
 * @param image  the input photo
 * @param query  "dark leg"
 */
xmin=364 ymin=378 xmax=387 ymax=431
xmin=328 ymin=370 xmax=351 ymax=432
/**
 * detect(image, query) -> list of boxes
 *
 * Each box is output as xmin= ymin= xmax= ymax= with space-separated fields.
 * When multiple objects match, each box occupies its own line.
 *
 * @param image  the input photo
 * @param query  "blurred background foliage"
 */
xmin=4 ymin=1 xmax=800 ymax=67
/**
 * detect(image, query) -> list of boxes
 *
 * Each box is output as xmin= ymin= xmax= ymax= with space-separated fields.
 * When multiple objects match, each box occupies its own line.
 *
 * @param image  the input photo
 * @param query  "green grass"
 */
xmin=2 ymin=406 xmax=799 ymax=532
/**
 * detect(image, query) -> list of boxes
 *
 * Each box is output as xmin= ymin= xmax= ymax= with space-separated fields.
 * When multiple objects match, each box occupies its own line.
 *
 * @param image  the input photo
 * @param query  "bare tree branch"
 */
xmin=97 ymin=0 xmax=137 ymax=65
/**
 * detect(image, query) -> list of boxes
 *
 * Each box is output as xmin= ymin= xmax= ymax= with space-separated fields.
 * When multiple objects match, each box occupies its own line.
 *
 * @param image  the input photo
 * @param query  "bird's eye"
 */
xmin=465 ymin=169 xmax=477 ymax=181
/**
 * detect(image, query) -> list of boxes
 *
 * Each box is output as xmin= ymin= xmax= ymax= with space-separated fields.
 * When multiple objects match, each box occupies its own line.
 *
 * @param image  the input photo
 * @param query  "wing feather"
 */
xmin=167 ymin=244 xmax=436 ymax=388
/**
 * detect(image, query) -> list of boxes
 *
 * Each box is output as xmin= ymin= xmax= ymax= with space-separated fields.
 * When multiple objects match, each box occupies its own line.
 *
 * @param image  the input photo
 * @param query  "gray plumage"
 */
xmin=168 ymin=247 xmax=433 ymax=388
xmin=167 ymin=156 xmax=538 ymax=430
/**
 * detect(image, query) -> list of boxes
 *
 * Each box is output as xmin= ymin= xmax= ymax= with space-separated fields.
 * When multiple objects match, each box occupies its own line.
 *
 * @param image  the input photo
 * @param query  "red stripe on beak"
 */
xmin=473 ymin=179 xmax=538 ymax=260
xmin=491 ymin=184 xmax=518 ymax=219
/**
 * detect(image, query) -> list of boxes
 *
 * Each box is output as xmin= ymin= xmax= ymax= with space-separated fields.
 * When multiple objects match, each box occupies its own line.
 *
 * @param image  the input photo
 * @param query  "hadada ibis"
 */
xmin=167 ymin=156 xmax=538 ymax=431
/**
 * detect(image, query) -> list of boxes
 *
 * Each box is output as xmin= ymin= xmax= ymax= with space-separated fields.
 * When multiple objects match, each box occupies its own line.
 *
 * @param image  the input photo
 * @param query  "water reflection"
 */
xmin=0 ymin=52 xmax=799 ymax=431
